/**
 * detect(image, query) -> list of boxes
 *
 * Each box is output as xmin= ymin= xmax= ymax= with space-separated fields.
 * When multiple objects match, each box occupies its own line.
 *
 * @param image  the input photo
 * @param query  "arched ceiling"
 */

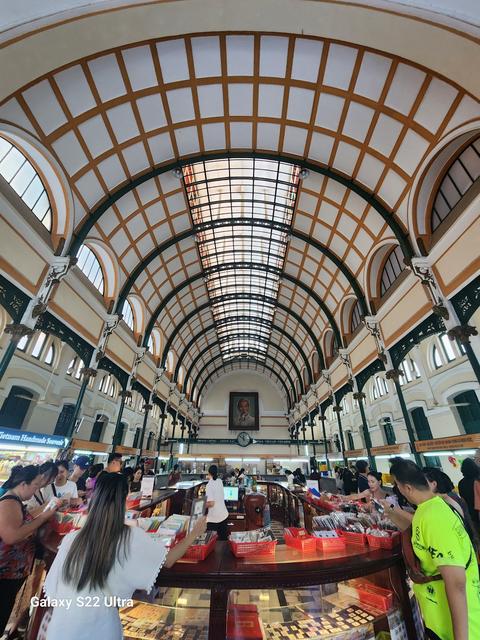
xmin=1 ymin=32 xmax=479 ymax=407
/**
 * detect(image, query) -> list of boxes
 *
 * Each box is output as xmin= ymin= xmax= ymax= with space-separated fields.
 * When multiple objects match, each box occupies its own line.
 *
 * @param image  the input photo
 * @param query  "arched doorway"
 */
xmin=0 ymin=386 xmax=34 ymax=428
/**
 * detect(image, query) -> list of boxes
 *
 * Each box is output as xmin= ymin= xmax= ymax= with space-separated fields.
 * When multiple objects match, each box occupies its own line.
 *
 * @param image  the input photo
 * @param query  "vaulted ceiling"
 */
xmin=1 ymin=32 xmax=479 ymax=406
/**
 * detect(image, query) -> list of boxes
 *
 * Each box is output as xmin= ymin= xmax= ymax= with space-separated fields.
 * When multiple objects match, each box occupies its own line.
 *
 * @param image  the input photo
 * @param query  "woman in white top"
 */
xmin=43 ymin=461 xmax=80 ymax=505
xmin=205 ymin=464 xmax=229 ymax=540
xmin=43 ymin=472 xmax=206 ymax=640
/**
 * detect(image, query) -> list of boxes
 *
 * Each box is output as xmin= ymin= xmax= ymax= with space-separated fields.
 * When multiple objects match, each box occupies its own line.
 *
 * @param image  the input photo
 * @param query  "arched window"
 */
xmin=440 ymin=333 xmax=456 ymax=362
xmin=67 ymin=357 xmax=84 ymax=379
xmin=399 ymin=357 xmax=420 ymax=385
xmin=44 ymin=344 xmax=55 ymax=366
xmin=372 ymin=375 xmax=388 ymax=400
xmin=350 ymin=300 xmax=362 ymax=333
xmin=432 ymin=344 xmax=443 ymax=369
xmin=31 ymin=332 xmax=48 ymax=359
xmin=431 ymin=137 xmax=480 ymax=231
xmin=346 ymin=430 xmax=355 ymax=450
xmin=382 ymin=417 xmax=396 ymax=445
xmin=166 ymin=350 xmax=175 ymax=373
xmin=0 ymin=385 xmax=34 ymax=428
xmin=76 ymin=244 xmax=105 ymax=294
xmin=122 ymin=299 xmax=134 ymax=331
xmin=410 ymin=407 xmax=433 ymax=441
xmin=453 ymin=391 xmax=480 ymax=434
xmin=54 ymin=404 xmax=75 ymax=436
xmin=0 ymin=137 xmax=52 ymax=230
xmin=16 ymin=333 xmax=31 ymax=352
xmin=380 ymin=245 xmax=405 ymax=296
xmin=147 ymin=335 xmax=154 ymax=353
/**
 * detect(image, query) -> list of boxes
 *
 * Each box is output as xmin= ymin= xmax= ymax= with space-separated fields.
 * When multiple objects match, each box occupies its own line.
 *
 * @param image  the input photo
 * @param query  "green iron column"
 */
xmin=0 ymin=325 xmax=36 ymax=384
xmin=137 ymin=398 xmax=152 ymax=463
xmin=112 ymin=390 xmax=130 ymax=449
xmin=309 ymin=412 xmax=317 ymax=457
xmin=353 ymin=388 xmax=376 ymax=471
xmin=333 ymin=396 xmax=346 ymax=465
xmin=154 ymin=407 xmax=168 ymax=473
xmin=386 ymin=364 xmax=423 ymax=466
xmin=318 ymin=414 xmax=330 ymax=472
xmin=66 ymin=367 xmax=97 ymax=440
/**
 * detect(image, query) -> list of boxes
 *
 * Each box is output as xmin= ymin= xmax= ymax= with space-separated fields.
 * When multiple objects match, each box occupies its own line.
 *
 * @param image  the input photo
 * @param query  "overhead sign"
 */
xmin=345 ymin=449 xmax=367 ymax=458
xmin=415 ymin=434 xmax=480 ymax=453
xmin=0 ymin=426 xmax=67 ymax=449
xmin=371 ymin=443 xmax=411 ymax=456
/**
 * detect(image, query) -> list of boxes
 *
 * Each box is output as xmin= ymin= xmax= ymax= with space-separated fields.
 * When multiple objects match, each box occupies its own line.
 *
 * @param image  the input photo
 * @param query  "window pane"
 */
xmin=44 ymin=345 xmax=54 ymax=365
xmin=16 ymin=335 xmax=29 ymax=352
xmin=31 ymin=332 xmax=47 ymax=358
xmin=76 ymin=244 xmax=105 ymax=294
xmin=432 ymin=345 xmax=443 ymax=369
xmin=440 ymin=333 xmax=456 ymax=362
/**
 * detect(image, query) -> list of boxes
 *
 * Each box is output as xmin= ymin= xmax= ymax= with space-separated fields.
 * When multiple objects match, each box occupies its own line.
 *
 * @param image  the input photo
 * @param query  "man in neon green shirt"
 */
xmin=390 ymin=457 xmax=480 ymax=640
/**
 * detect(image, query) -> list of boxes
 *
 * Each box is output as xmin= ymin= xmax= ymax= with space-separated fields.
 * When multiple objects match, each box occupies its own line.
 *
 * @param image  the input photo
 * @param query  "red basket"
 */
xmin=183 ymin=533 xmax=218 ymax=561
xmin=366 ymin=530 xmax=401 ymax=549
xmin=51 ymin=520 xmax=79 ymax=535
xmin=284 ymin=528 xmax=317 ymax=553
xmin=339 ymin=530 xmax=368 ymax=546
xmin=315 ymin=532 xmax=346 ymax=552
xmin=229 ymin=538 xmax=277 ymax=558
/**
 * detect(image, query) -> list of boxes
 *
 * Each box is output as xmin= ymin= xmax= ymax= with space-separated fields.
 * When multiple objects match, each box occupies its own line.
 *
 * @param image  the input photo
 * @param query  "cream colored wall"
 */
xmin=195 ymin=370 xmax=290 ymax=456
xmin=1 ymin=0 xmax=479 ymax=101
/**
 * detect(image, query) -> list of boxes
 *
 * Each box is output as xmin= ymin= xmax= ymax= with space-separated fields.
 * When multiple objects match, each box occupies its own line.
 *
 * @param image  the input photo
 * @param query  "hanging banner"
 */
xmin=415 ymin=434 xmax=480 ymax=452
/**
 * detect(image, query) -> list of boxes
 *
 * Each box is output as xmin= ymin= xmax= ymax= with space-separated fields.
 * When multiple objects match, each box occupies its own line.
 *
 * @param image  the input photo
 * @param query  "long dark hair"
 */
xmin=63 ymin=473 xmax=130 ymax=590
xmin=39 ymin=461 xmax=58 ymax=484
xmin=209 ymin=464 xmax=218 ymax=480
xmin=3 ymin=465 xmax=40 ymax=491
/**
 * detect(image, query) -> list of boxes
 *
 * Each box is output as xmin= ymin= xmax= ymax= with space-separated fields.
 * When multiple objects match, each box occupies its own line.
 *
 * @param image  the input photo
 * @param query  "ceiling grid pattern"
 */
xmin=1 ymin=32 xmax=479 ymax=403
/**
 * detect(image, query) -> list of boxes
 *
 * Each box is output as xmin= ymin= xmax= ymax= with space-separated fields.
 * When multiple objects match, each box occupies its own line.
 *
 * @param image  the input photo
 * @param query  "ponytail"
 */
xmin=3 ymin=464 xmax=40 ymax=491
xmin=208 ymin=464 xmax=218 ymax=480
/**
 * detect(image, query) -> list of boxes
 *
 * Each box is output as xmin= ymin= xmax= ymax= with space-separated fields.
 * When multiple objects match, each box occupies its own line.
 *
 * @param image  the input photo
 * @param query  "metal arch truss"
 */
xmin=158 ymin=297 xmax=324 ymax=376
xmin=174 ymin=318 xmax=313 ymax=385
xmin=116 ymin=218 xmax=367 ymax=325
xmin=69 ymin=152 xmax=414 ymax=264
xmin=194 ymin=355 xmax=295 ymax=409
xmin=183 ymin=336 xmax=307 ymax=399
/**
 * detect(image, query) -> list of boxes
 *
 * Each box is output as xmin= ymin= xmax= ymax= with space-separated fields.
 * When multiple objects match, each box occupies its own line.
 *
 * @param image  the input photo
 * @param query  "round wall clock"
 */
xmin=236 ymin=431 xmax=252 ymax=447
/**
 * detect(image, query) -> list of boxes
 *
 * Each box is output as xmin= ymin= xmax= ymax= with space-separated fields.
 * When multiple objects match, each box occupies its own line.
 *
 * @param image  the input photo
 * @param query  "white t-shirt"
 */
xmin=43 ymin=480 xmax=78 ymax=500
xmin=43 ymin=526 xmax=167 ymax=640
xmin=206 ymin=478 xmax=229 ymax=524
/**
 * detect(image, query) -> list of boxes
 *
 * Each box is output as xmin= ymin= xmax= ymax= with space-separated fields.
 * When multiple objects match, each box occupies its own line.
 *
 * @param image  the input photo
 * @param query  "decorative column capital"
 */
xmin=385 ymin=368 xmax=403 ymax=382
xmin=447 ymin=324 xmax=478 ymax=344
xmin=353 ymin=391 xmax=366 ymax=401
xmin=143 ymin=403 xmax=153 ymax=412
xmin=120 ymin=390 xmax=132 ymax=400
xmin=332 ymin=405 xmax=342 ymax=414
xmin=80 ymin=366 xmax=98 ymax=379
xmin=4 ymin=323 xmax=36 ymax=343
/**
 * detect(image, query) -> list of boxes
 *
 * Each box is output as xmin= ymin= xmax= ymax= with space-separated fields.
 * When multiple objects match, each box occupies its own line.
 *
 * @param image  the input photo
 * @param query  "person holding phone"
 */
xmin=340 ymin=471 xmax=393 ymax=508
xmin=205 ymin=464 xmax=229 ymax=540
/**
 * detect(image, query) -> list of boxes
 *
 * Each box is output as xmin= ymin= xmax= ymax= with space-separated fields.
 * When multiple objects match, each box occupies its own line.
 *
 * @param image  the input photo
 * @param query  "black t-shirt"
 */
xmin=76 ymin=476 xmax=87 ymax=492
xmin=357 ymin=474 xmax=369 ymax=493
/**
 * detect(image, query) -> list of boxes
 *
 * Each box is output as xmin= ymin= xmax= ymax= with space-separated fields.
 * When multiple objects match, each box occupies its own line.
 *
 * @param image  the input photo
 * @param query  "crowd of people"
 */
xmin=1 ymin=451 xmax=480 ymax=639
xmin=332 ymin=455 xmax=480 ymax=640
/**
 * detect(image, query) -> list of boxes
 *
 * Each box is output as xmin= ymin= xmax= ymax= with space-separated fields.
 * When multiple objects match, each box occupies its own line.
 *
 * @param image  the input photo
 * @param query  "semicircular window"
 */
xmin=380 ymin=245 xmax=405 ymax=297
xmin=76 ymin=244 xmax=105 ymax=294
xmin=0 ymin=137 xmax=52 ymax=230
xmin=431 ymin=136 xmax=480 ymax=231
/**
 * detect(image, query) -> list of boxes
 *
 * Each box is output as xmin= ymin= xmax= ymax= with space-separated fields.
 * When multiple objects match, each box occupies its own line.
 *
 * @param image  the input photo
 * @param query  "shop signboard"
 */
xmin=345 ymin=449 xmax=367 ymax=458
xmin=415 ymin=434 xmax=480 ymax=452
xmin=0 ymin=426 xmax=67 ymax=449
xmin=371 ymin=443 xmax=411 ymax=456
xmin=115 ymin=445 xmax=140 ymax=456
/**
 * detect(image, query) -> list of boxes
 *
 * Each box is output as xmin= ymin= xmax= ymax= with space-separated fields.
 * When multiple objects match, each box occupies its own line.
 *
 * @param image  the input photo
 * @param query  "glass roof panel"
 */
xmin=183 ymin=157 xmax=300 ymax=363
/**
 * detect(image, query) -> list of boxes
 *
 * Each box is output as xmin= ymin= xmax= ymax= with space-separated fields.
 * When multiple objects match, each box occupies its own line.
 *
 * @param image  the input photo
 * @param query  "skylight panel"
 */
xmin=183 ymin=157 xmax=299 ymax=365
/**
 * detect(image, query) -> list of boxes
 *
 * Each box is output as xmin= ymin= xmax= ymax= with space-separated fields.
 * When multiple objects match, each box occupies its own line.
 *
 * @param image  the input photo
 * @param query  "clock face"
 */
xmin=237 ymin=432 xmax=251 ymax=447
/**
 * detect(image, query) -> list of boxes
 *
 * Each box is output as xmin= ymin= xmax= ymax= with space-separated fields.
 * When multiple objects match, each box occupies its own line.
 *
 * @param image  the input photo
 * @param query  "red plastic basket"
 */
xmin=366 ymin=530 xmax=401 ymax=549
xmin=51 ymin=520 xmax=79 ymax=535
xmin=315 ymin=532 xmax=346 ymax=552
xmin=339 ymin=530 xmax=368 ymax=546
xmin=284 ymin=528 xmax=317 ymax=553
xmin=183 ymin=533 xmax=218 ymax=561
xmin=229 ymin=538 xmax=277 ymax=558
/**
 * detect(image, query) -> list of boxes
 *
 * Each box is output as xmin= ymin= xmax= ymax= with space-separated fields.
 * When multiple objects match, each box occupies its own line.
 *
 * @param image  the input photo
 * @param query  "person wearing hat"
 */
xmin=70 ymin=456 xmax=91 ymax=498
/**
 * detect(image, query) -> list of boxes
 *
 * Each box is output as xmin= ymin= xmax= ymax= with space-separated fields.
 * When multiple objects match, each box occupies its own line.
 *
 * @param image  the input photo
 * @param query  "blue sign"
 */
xmin=0 ymin=426 xmax=67 ymax=449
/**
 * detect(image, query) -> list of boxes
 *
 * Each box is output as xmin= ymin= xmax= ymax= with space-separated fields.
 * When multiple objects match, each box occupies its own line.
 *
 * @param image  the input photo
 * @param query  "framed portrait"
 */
xmin=228 ymin=392 xmax=259 ymax=431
